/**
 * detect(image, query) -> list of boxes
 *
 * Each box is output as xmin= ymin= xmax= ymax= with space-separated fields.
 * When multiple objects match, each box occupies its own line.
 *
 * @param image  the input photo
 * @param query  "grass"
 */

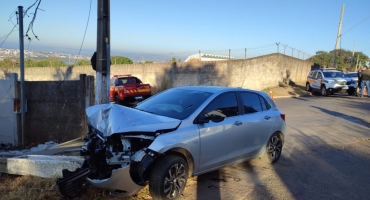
xmin=0 ymin=174 xmax=152 ymax=200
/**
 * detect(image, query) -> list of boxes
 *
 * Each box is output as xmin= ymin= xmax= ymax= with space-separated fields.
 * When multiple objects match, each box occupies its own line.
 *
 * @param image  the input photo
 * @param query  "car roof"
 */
xmin=313 ymin=69 xmax=342 ymax=72
xmin=173 ymin=85 xmax=264 ymax=94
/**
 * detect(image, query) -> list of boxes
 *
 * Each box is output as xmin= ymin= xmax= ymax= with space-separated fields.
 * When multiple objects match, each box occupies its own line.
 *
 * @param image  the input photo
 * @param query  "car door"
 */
xmin=314 ymin=71 xmax=323 ymax=89
xmin=198 ymin=92 xmax=246 ymax=172
xmin=310 ymin=71 xmax=319 ymax=89
xmin=239 ymin=92 xmax=275 ymax=156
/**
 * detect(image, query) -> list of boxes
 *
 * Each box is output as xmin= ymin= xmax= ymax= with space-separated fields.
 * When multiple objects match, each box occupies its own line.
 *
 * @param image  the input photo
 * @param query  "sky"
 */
xmin=1 ymin=0 xmax=370 ymax=61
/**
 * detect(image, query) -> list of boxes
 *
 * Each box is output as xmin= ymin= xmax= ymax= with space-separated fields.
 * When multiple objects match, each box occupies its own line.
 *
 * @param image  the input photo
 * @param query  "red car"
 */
xmin=110 ymin=74 xmax=151 ymax=104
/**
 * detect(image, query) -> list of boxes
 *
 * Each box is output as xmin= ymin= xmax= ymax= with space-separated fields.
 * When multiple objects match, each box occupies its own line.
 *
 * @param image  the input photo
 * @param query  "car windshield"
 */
xmin=135 ymin=88 xmax=213 ymax=120
xmin=346 ymin=73 xmax=357 ymax=78
xmin=323 ymin=71 xmax=346 ymax=78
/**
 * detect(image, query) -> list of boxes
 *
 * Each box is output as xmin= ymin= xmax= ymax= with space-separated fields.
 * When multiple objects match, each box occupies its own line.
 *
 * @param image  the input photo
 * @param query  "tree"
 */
xmin=75 ymin=60 xmax=91 ymax=66
xmin=309 ymin=49 xmax=369 ymax=71
xmin=111 ymin=56 xmax=133 ymax=64
xmin=0 ymin=58 xmax=17 ymax=68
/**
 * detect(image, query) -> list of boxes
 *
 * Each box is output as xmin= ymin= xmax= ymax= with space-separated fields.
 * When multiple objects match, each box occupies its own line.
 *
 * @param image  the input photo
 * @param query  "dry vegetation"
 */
xmin=0 ymin=174 xmax=152 ymax=200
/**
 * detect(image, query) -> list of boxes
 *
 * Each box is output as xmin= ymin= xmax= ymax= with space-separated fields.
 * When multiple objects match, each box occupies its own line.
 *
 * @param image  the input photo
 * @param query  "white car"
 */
xmin=306 ymin=69 xmax=357 ymax=96
xmin=57 ymin=86 xmax=286 ymax=199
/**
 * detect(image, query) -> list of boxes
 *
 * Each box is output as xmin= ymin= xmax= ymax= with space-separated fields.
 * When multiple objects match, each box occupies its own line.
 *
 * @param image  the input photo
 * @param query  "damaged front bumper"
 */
xmin=86 ymin=166 xmax=144 ymax=197
xmin=57 ymin=104 xmax=180 ymax=198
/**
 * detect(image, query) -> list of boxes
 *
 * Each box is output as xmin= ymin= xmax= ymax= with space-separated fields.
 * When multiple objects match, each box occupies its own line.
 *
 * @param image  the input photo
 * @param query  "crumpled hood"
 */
xmin=86 ymin=104 xmax=181 ymax=137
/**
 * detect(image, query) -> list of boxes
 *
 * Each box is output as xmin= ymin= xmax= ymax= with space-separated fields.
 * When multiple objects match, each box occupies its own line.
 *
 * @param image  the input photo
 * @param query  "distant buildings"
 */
xmin=185 ymin=53 xmax=235 ymax=62
xmin=0 ymin=48 xmax=90 ymax=64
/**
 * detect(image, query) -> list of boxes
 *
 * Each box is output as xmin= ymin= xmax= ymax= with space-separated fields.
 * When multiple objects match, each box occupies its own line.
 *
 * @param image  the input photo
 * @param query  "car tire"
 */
xmin=306 ymin=82 xmax=312 ymax=91
xmin=114 ymin=94 xmax=121 ymax=105
xmin=321 ymin=85 xmax=328 ymax=96
xmin=347 ymin=88 xmax=355 ymax=96
xmin=260 ymin=132 xmax=283 ymax=164
xmin=149 ymin=155 xmax=188 ymax=200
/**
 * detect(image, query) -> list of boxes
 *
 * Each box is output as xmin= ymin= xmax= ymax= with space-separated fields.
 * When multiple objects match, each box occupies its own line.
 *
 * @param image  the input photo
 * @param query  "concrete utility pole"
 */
xmin=95 ymin=0 xmax=110 ymax=105
xmin=18 ymin=6 xmax=26 ymax=148
xmin=350 ymin=42 xmax=356 ymax=71
xmin=355 ymin=54 xmax=359 ymax=70
xmin=333 ymin=4 xmax=345 ymax=69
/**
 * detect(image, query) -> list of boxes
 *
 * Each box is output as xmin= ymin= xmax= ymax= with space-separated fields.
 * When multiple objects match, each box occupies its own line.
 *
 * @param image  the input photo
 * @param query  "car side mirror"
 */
xmin=209 ymin=114 xmax=225 ymax=122
xmin=193 ymin=114 xmax=210 ymax=124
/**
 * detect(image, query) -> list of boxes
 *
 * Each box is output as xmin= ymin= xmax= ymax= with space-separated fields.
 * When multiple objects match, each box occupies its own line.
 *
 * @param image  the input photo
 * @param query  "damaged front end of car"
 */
xmin=57 ymin=104 xmax=181 ymax=198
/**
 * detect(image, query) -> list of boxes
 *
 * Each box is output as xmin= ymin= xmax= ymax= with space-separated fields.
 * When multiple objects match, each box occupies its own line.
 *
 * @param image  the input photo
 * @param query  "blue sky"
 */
xmin=1 ymin=0 xmax=370 ymax=60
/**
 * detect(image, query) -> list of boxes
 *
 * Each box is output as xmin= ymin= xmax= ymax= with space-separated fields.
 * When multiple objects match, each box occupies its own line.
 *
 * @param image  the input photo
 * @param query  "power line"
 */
xmin=341 ymin=15 xmax=370 ymax=36
xmin=0 ymin=24 xmax=18 ymax=48
xmin=25 ymin=0 xmax=42 ymax=42
xmin=57 ymin=0 xmax=93 ymax=87
xmin=72 ymin=0 xmax=93 ymax=66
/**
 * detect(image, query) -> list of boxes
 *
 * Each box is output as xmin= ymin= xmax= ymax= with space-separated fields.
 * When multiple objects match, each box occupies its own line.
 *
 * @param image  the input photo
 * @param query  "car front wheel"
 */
xmin=306 ymin=82 xmax=312 ymax=91
xmin=321 ymin=85 xmax=328 ymax=96
xmin=149 ymin=155 xmax=188 ymax=200
xmin=261 ymin=132 xmax=283 ymax=164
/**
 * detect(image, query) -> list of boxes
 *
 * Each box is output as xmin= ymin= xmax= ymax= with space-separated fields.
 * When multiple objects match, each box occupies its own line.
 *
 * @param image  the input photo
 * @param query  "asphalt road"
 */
xmin=178 ymin=94 xmax=370 ymax=200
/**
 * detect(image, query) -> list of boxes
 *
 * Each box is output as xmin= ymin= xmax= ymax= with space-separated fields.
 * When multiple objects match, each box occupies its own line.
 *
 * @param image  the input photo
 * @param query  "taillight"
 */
xmin=280 ymin=113 xmax=285 ymax=121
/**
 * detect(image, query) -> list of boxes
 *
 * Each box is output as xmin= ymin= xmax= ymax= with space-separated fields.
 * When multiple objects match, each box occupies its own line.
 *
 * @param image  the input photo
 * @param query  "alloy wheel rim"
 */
xmin=267 ymin=136 xmax=282 ymax=160
xmin=322 ymin=88 xmax=326 ymax=95
xmin=163 ymin=163 xmax=187 ymax=199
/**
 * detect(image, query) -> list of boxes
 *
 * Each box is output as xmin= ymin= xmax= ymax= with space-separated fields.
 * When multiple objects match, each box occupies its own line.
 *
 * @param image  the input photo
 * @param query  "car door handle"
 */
xmin=234 ymin=121 xmax=243 ymax=126
xmin=264 ymin=116 xmax=271 ymax=120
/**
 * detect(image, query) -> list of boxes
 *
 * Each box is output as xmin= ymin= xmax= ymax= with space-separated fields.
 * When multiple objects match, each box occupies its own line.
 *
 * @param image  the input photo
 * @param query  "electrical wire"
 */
xmin=57 ymin=0 xmax=93 ymax=87
xmin=0 ymin=24 xmax=18 ymax=48
xmin=341 ymin=16 xmax=370 ymax=36
xmin=72 ymin=0 xmax=92 ymax=66
xmin=25 ymin=0 xmax=42 ymax=42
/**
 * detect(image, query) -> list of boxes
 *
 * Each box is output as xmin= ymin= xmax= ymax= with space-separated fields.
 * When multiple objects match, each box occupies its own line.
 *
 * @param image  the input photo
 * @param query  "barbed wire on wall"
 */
xmin=166 ymin=43 xmax=312 ymax=63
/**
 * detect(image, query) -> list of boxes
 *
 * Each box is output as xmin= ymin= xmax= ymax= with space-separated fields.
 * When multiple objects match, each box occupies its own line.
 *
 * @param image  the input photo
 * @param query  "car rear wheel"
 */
xmin=114 ymin=94 xmax=122 ymax=105
xmin=321 ymin=85 xmax=328 ymax=96
xmin=260 ymin=132 xmax=283 ymax=164
xmin=306 ymin=83 xmax=312 ymax=91
xmin=149 ymin=155 xmax=188 ymax=200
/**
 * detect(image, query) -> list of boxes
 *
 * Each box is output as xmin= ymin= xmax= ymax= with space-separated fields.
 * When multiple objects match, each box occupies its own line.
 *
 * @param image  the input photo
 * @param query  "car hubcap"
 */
xmin=306 ymin=84 xmax=309 ymax=91
xmin=267 ymin=136 xmax=282 ymax=160
xmin=164 ymin=163 xmax=186 ymax=199
xmin=322 ymin=88 xmax=326 ymax=95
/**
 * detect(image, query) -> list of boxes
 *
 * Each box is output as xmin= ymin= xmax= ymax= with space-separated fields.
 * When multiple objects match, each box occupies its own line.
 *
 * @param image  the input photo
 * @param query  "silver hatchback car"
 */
xmin=57 ymin=86 xmax=286 ymax=199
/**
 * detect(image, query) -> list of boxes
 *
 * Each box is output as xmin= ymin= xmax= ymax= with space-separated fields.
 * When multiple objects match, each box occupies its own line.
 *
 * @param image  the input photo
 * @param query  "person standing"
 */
xmin=360 ymin=66 xmax=370 ymax=97
xmin=357 ymin=68 xmax=363 ymax=96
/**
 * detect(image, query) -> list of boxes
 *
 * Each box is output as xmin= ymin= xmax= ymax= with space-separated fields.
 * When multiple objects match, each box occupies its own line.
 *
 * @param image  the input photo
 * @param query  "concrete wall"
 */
xmin=23 ymin=75 xmax=94 ymax=145
xmin=0 ymin=53 xmax=312 ymax=146
xmin=0 ymin=53 xmax=312 ymax=91
xmin=0 ymin=74 xmax=18 ymax=145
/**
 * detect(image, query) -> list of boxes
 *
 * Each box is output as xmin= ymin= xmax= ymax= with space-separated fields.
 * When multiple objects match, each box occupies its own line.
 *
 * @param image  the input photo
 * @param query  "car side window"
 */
xmin=312 ymin=71 xmax=317 ymax=78
xmin=204 ymin=93 xmax=238 ymax=118
xmin=317 ymin=72 xmax=323 ymax=79
xmin=259 ymin=96 xmax=271 ymax=111
xmin=240 ymin=92 xmax=264 ymax=113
